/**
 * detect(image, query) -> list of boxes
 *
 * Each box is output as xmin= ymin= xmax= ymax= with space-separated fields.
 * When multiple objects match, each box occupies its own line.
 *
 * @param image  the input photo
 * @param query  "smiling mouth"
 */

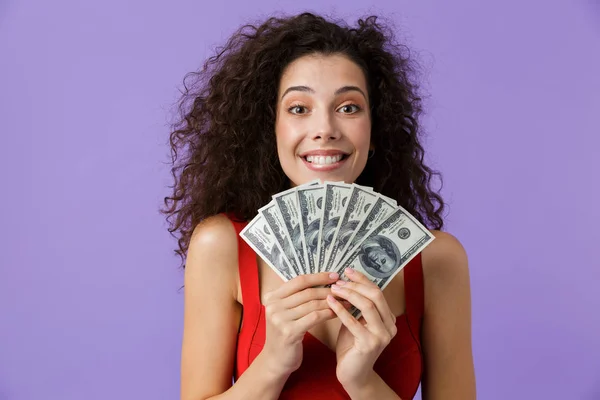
xmin=303 ymin=154 xmax=348 ymax=165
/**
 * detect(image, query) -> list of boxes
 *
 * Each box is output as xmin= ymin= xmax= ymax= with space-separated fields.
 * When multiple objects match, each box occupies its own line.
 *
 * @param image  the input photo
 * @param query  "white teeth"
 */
xmin=305 ymin=154 xmax=343 ymax=165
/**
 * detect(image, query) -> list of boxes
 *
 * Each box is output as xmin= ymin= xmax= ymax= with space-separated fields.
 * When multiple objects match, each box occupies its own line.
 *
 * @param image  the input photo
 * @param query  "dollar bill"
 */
xmin=297 ymin=184 xmax=325 ymax=274
xmin=272 ymin=180 xmax=319 ymax=274
xmin=317 ymin=181 xmax=353 ymax=272
xmin=240 ymin=179 xmax=432 ymax=306
xmin=338 ymin=207 xmax=434 ymax=318
xmin=239 ymin=214 xmax=294 ymax=281
xmin=259 ymin=202 xmax=302 ymax=277
xmin=337 ymin=206 xmax=434 ymax=288
xmin=324 ymin=184 xmax=378 ymax=272
xmin=337 ymin=195 xmax=398 ymax=265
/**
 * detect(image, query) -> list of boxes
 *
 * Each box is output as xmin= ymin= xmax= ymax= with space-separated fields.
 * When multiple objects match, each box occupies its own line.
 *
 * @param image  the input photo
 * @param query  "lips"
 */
xmin=299 ymin=149 xmax=349 ymax=171
xmin=299 ymin=150 xmax=349 ymax=163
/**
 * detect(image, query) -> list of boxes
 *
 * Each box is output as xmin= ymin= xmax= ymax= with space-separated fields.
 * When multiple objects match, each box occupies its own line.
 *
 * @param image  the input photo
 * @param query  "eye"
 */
xmin=288 ymin=104 xmax=308 ymax=114
xmin=338 ymin=104 xmax=361 ymax=114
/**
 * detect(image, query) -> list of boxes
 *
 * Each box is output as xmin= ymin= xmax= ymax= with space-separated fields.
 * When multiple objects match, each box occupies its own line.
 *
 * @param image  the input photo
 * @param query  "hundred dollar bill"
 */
xmin=337 ymin=195 xmax=398 ymax=264
xmin=317 ymin=182 xmax=353 ymax=272
xmin=239 ymin=214 xmax=294 ymax=282
xmin=324 ymin=184 xmax=378 ymax=272
xmin=337 ymin=206 xmax=434 ymax=289
xmin=338 ymin=207 xmax=434 ymax=318
xmin=272 ymin=180 xmax=319 ymax=274
xmin=297 ymin=184 xmax=325 ymax=274
xmin=259 ymin=202 xmax=302 ymax=277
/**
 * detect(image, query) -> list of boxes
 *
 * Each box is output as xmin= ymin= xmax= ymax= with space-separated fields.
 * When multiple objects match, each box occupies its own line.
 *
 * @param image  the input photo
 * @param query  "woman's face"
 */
xmin=275 ymin=53 xmax=371 ymax=187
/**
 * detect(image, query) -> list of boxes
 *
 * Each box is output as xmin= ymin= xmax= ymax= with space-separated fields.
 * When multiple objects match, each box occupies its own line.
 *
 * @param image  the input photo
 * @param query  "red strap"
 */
xmin=226 ymin=213 xmax=264 ymax=378
xmin=227 ymin=216 xmax=261 ymax=313
xmin=404 ymin=252 xmax=424 ymax=337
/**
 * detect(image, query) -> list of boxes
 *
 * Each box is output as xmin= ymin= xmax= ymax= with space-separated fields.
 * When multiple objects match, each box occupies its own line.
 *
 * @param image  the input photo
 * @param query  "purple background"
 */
xmin=1 ymin=0 xmax=599 ymax=399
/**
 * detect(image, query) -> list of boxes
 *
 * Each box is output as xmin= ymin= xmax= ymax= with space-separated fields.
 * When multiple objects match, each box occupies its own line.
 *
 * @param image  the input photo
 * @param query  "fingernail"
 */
xmin=329 ymin=272 xmax=339 ymax=279
xmin=327 ymin=295 xmax=336 ymax=302
xmin=345 ymin=268 xmax=354 ymax=275
xmin=335 ymin=280 xmax=346 ymax=286
xmin=331 ymin=284 xmax=341 ymax=291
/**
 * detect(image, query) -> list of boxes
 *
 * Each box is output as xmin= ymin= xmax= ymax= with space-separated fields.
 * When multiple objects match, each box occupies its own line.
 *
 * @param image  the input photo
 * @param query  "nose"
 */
xmin=310 ymin=112 xmax=340 ymax=141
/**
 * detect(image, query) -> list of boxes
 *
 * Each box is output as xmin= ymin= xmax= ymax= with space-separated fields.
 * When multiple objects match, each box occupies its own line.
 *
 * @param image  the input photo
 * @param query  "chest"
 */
xmin=235 ymin=258 xmax=424 ymax=399
xmin=254 ymin=257 xmax=407 ymax=351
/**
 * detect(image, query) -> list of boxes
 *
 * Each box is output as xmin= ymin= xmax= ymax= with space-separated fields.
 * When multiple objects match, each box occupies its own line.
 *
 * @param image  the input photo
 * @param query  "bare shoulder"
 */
xmin=421 ymin=230 xmax=470 ymax=298
xmin=189 ymin=213 xmax=239 ymax=254
xmin=419 ymin=230 xmax=476 ymax=399
xmin=185 ymin=214 xmax=240 ymax=300
xmin=181 ymin=214 xmax=244 ymax=398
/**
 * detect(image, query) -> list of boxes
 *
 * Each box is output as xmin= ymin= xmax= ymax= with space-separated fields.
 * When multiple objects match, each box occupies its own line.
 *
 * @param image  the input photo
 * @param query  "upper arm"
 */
xmin=420 ymin=231 xmax=476 ymax=400
xmin=180 ymin=214 xmax=242 ymax=400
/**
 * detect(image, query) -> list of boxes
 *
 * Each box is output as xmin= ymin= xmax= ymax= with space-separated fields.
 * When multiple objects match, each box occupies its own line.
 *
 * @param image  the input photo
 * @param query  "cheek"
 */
xmin=345 ymin=118 xmax=371 ymax=150
xmin=352 ymin=124 xmax=371 ymax=163
xmin=275 ymin=118 xmax=300 ymax=151
xmin=275 ymin=119 xmax=303 ymax=178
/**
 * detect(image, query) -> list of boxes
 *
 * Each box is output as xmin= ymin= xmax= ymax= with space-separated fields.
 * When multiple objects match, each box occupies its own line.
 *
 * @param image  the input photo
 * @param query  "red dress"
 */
xmin=229 ymin=217 xmax=425 ymax=399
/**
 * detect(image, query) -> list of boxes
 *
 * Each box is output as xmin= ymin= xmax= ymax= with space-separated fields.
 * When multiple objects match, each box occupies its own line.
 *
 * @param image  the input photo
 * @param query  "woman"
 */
xmin=163 ymin=12 xmax=476 ymax=400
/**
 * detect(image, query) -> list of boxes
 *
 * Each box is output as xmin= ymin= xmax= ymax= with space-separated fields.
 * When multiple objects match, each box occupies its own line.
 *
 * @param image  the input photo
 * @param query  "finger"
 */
xmin=330 ymin=284 xmax=388 ymax=334
xmin=283 ymin=299 xmax=331 ymax=320
xmin=272 ymin=272 xmax=340 ymax=300
xmin=282 ymin=287 xmax=334 ymax=308
xmin=293 ymin=308 xmax=336 ymax=333
xmin=343 ymin=267 xmax=378 ymax=288
xmin=334 ymin=279 xmax=396 ymax=333
xmin=343 ymin=268 xmax=396 ymax=332
xmin=327 ymin=295 xmax=369 ymax=338
xmin=284 ymin=296 xmax=353 ymax=319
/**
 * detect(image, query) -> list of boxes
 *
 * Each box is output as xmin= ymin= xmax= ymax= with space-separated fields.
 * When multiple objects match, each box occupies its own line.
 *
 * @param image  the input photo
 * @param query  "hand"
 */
xmin=327 ymin=268 xmax=398 ymax=389
xmin=261 ymin=272 xmax=340 ymax=377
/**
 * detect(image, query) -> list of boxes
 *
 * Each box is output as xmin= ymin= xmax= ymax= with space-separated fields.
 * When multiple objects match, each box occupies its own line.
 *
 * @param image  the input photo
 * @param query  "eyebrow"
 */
xmin=280 ymin=85 xmax=367 ymax=101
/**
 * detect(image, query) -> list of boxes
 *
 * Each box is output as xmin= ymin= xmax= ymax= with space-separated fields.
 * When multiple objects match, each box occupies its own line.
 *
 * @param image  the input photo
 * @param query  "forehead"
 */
xmin=278 ymin=53 xmax=367 ymax=93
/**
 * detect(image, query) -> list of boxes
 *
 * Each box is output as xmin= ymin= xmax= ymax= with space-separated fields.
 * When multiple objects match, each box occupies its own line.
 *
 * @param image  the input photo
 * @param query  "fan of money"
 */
xmin=240 ymin=180 xmax=435 ymax=317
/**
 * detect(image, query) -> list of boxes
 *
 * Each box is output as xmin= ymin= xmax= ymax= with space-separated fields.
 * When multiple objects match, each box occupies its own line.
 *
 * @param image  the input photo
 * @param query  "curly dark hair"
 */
xmin=162 ymin=12 xmax=445 ymax=266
